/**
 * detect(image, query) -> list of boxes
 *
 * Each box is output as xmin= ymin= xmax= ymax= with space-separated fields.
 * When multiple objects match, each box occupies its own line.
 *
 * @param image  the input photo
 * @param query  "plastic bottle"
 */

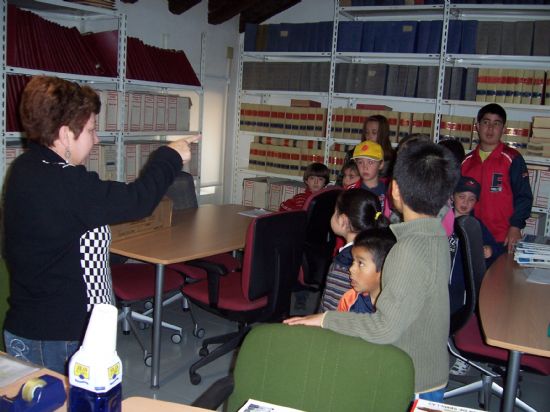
xmin=68 ymin=303 xmax=122 ymax=412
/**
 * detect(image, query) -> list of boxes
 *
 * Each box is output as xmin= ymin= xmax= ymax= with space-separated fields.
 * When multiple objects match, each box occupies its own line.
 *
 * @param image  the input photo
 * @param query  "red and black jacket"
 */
xmin=461 ymin=142 xmax=533 ymax=243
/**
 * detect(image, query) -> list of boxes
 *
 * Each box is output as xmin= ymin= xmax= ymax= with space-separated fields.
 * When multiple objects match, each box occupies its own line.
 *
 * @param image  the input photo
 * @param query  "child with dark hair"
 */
xmin=320 ymin=189 xmax=388 ymax=312
xmin=363 ymin=114 xmax=395 ymax=178
xmin=286 ymin=142 xmax=460 ymax=401
xmin=340 ymin=160 xmax=360 ymax=189
xmin=347 ymin=141 xmax=387 ymax=210
xmin=279 ymin=162 xmax=330 ymax=211
xmin=449 ymin=176 xmax=501 ymax=315
xmin=462 ymin=103 xmax=533 ymax=253
xmin=337 ymin=228 xmax=396 ymax=314
xmin=438 ymin=138 xmax=466 ymax=165
xmin=336 ymin=114 xmax=395 ymax=184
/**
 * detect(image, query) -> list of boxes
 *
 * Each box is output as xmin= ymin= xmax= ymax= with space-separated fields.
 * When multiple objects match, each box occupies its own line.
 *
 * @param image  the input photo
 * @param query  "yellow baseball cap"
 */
xmin=352 ymin=141 xmax=383 ymax=161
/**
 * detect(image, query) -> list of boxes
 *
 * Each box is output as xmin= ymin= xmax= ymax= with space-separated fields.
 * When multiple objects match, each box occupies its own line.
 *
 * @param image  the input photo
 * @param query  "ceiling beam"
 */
xmin=168 ymin=0 xmax=202 ymax=15
xmin=239 ymin=0 xmax=301 ymax=32
xmin=208 ymin=0 xmax=259 ymax=25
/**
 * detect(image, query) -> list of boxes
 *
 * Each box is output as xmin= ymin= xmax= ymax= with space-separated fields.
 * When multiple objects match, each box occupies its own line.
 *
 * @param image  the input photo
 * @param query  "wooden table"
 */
xmin=1 ymin=370 xmax=211 ymax=411
xmin=479 ymin=253 xmax=550 ymax=412
xmin=111 ymin=204 xmax=253 ymax=388
xmin=0 ymin=366 xmax=68 ymax=412
xmin=123 ymin=397 xmax=212 ymax=411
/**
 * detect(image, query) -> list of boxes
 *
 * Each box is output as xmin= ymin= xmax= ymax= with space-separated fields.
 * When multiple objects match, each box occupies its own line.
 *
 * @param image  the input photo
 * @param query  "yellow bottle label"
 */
xmin=108 ymin=362 xmax=121 ymax=380
xmin=73 ymin=363 xmax=90 ymax=380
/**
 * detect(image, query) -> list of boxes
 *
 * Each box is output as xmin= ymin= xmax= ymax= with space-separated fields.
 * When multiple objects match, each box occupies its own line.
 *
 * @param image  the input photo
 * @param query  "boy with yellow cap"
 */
xmin=347 ymin=141 xmax=386 ymax=210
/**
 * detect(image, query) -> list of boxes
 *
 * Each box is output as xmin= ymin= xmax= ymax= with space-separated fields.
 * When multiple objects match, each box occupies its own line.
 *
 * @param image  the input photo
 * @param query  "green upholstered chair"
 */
xmin=193 ymin=323 xmax=414 ymax=412
xmin=0 ymin=259 xmax=10 ymax=351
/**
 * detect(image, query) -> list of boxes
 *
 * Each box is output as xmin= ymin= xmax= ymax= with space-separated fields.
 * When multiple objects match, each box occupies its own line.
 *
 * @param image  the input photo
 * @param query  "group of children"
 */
xmin=280 ymin=103 xmax=534 ymax=401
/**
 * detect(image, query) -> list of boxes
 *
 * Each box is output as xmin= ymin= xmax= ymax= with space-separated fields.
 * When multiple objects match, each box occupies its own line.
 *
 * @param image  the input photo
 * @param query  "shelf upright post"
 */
xmin=0 ymin=0 xmax=6 ymax=187
xmin=326 ymin=0 xmax=340 ymax=166
xmin=231 ymin=33 xmax=245 ymax=204
xmin=116 ymin=11 xmax=127 ymax=182
xmin=196 ymin=31 xmax=206 ymax=197
xmin=434 ymin=0 xmax=450 ymax=142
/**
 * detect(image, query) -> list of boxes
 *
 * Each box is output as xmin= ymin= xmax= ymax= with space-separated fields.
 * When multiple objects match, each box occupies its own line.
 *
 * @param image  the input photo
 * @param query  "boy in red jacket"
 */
xmin=461 ymin=103 xmax=533 ymax=253
xmin=279 ymin=162 xmax=330 ymax=211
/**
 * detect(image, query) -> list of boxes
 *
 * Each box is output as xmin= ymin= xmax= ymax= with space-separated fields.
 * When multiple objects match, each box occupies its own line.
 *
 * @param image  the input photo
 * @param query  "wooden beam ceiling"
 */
xmin=168 ymin=0 xmax=201 ymax=15
xmin=208 ymin=0 xmax=258 ymax=25
xmin=238 ymin=0 xmax=301 ymax=32
xmin=120 ymin=0 xmax=301 ymax=29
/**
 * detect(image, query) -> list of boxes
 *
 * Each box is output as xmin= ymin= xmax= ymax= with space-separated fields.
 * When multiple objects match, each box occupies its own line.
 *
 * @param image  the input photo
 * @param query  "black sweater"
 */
xmin=3 ymin=142 xmax=182 ymax=341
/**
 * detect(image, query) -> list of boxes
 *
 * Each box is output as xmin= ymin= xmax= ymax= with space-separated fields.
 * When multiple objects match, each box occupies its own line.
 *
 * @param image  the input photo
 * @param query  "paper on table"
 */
xmin=238 ymin=209 xmax=271 ymax=218
xmin=525 ymin=267 xmax=550 ymax=285
xmin=0 ymin=353 xmax=39 ymax=387
xmin=411 ymin=398 xmax=483 ymax=411
xmin=238 ymin=399 xmax=304 ymax=412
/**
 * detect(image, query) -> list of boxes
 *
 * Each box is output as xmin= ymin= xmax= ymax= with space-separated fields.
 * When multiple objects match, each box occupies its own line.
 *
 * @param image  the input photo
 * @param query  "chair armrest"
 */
xmin=184 ymin=259 xmax=228 ymax=309
xmin=191 ymin=375 xmax=234 ymax=410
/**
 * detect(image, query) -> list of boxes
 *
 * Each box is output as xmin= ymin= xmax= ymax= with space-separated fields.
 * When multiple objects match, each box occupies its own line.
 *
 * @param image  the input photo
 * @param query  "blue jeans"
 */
xmin=3 ymin=330 xmax=80 ymax=375
xmin=418 ymin=388 xmax=445 ymax=403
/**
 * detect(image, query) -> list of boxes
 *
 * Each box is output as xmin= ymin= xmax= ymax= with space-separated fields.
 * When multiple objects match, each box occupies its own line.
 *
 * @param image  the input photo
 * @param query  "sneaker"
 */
xmin=450 ymin=358 xmax=470 ymax=376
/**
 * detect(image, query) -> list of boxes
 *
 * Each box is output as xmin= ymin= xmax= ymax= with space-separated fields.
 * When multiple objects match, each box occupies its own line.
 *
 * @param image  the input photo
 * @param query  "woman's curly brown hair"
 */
xmin=19 ymin=76 xmax=101 ymax=146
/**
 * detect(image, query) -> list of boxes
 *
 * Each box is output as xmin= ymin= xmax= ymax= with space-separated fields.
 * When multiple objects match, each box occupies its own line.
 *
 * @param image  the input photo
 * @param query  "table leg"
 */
xmin=501 ymin=350 xmax=522 ymax=412
xmin=151 ymin=263 xmax=165 ymax=389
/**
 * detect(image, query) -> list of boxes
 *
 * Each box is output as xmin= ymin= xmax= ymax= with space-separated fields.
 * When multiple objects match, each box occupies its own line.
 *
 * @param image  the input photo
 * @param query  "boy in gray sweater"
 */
xmin=285 ymin=142 xmax=459 ymax=400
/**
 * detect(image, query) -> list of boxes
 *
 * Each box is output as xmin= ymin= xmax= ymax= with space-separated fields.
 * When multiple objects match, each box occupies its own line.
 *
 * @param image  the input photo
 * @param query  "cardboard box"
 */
xmin=167 ymin=95 xmax=191 ymax=131
xmin=97 ymin=90 xmax=119 ymax=132
xmin=154 ymin=95 xmax=167 ymax=131
xmin=242 ymin=177 xmax=285 ymax=209
xmin=110 ymin=197 xmax=173 ymax=242
xmin=267 ymin=180 xmax=306 ymax=211
xmin=126 ymin=92 xmax=143 ymax=132
xmin=534 ymin=170 xmax=550 ymax=209
xmin=523 ymin=213 xmax=540 ymax=237
xmin=98 ymin=145 xmax=117 ymax=181
xmin=125 ymin=144 xmax=139 ymax=182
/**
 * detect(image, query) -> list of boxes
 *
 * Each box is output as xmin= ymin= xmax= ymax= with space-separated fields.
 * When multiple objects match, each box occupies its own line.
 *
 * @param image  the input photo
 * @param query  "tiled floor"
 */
xmin=118 ymin=293 xmax=550 ymax=411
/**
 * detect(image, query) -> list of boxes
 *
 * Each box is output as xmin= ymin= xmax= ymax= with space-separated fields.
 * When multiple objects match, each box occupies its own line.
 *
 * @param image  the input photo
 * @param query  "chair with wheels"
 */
xmin=111 ymin=172 xmax=237 ymax=349
xmin=111 ymin=263 xmax=186 ymax=366
xmin=299 ymin=186 xmax=342 ymax=291
xmin=292 ymin=186 xmax=341 ymax=313
xmin=192 ymin=323 xmax=414 ymax=411
xmin=182 ymin=210 xmax=307 ymax=385
xmin=444 ymin=215 xmax=550 ymax=411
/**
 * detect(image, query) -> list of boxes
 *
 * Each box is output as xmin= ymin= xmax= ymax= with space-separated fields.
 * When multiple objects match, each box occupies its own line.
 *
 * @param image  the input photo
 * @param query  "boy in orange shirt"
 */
xmin=338 ymin=228 xmax=396 ymax=313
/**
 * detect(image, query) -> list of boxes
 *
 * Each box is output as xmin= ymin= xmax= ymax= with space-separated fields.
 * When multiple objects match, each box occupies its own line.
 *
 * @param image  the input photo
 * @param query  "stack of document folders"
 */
xmin=514 ymin=241 xmax=550 ymax=268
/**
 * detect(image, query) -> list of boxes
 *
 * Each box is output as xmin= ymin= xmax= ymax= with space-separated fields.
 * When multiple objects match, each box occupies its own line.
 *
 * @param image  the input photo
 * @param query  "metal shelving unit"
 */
xmin=1 ymin=0 xmax=204 ymax=190
xmin=231 ymin=0 xmax=550 ymax=209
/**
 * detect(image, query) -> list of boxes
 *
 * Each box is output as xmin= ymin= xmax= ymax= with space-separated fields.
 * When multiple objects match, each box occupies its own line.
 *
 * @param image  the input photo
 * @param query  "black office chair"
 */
xmin=182 ymin=210 xmax=307 ymax=385
xmin=449 ymin=215 xmax=484 ymax=338
xmin=445 ymin=215 xmax=550 ymax=411
xmin=299 ymin=186 xmax=342 ymax=291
